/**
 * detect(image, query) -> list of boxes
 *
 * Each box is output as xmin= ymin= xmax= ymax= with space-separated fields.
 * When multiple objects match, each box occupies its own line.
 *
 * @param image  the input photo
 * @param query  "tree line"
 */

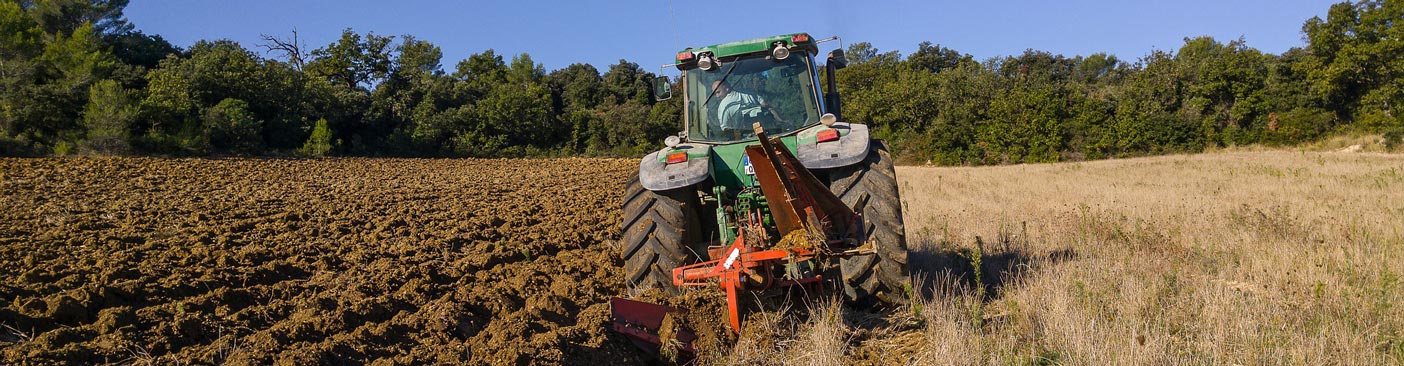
xmin=2 ymin=0 xmax=677 ymax=158
xmin=2 ymin=0 xmax=1401 ymax=163
xmin=838 ymin=0 xmax=1403 ymax=164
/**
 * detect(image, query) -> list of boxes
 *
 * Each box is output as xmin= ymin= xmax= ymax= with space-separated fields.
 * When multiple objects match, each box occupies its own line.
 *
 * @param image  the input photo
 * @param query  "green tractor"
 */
xmin=618 ymin=32 xmax=909 ymax=309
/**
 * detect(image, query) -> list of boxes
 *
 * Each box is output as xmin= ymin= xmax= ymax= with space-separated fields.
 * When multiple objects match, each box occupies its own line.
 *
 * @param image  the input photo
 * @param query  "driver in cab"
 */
xmin=713 ymin=80 xmax=786 ymax=139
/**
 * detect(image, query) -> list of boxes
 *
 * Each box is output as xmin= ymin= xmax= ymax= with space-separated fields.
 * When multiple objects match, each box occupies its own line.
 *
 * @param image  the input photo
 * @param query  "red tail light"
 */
xmin=791 ymin=34 xmax=810 ymax=44
xmin=677 ymin=51 xmax=695 ymax=62
xmin=816 ymin=129 xmax=839 ymax=143
xmin=666 ymin=151 xmax=688 ymax=164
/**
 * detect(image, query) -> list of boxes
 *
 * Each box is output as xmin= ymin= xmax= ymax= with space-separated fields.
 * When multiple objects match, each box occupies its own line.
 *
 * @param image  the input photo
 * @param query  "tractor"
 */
xmin=612 ymin=33 xmax=909 ymax=354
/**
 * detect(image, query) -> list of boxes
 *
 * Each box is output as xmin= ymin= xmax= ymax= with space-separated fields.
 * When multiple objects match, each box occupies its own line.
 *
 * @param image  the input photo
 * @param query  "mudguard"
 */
xmin=794 ymin=122 xmax=871 ymax=169
xmin=639 ymin=144 xmax=712 ymax=191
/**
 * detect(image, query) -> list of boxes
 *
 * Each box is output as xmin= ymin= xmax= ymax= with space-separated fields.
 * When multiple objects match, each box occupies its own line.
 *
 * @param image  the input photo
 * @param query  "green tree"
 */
xmin=844 ymin=42 xmax=900 ymax=65
xmin=0 ymin=1 xmax=46 ymax=153
xmin=79 ymin=79 xmax=135 ymax=154
xmin=477 ymin=53 xmax=555 ymax=150
xmin=594 ymin=99 xmax=653 ymax=154
xmin=204 ymin=98 xmax=262 ymax=154
xmin=1111 ymin=50 xmax=1199 ymax=154
xmin=22 ymin=0 xmax=132 ymax=36
xmin=300 ymin=117 xmax=333 ymax=156
xmin=979 ymin=79 xmax=1067 ymax=163
xmin=602 ymin=59 xmax=652 ymax=105
xmin=1074 ymin=53 xmax=1124 ymax=84
xmin=1173 ymin=36 xmax=1271 ymax=145
xmin=140 ymin=40 xmax=257 ymax=152
xmin=1302 ymin=0 xmax=1404 ymax=129
xmin=547 ymin=63 xmax=603 ymax=113
xmin=454 ymin=49 xmax=507 ymax=97
xmin=907 ymin=41 xmax=969 ymax=73
xmin=138 ymin=40 xmax=316 ymax=154
xmin=105 ymin=30 xmax=177 ymax=70
xmin=544 ymin=63 xmax=603 ymax=152
xmin=8 ymin=20 xmax=115 ymax=153
xmin=305 ymin=29 xmax=394 ymax=91
xmin=395 ymin=35 xmax=443 ymax=78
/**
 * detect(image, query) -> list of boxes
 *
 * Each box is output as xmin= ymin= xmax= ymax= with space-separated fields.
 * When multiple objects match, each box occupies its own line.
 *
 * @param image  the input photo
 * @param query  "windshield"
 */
xmin=685 ymin=54 xmax=820 ymax=142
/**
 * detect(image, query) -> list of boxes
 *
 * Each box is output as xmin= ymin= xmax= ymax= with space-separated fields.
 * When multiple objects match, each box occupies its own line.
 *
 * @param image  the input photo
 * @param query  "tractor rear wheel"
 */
xmin=829 ymin=140 xmax=910 ymax=306
xmin=620 ymin=174 xmax=705 ymax=292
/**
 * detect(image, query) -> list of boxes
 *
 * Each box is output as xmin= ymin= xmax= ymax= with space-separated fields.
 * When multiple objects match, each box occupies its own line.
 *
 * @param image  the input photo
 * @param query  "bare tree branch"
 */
xmin=258 ymin=29 xmax=306 ymax=70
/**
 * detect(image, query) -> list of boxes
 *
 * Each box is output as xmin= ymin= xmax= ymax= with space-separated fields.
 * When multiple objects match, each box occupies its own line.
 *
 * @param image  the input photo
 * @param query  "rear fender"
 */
xmin=639 ymin=144 xmax=712 ymax=191
xmin=795 ymin=122 xmax=870 ymax=169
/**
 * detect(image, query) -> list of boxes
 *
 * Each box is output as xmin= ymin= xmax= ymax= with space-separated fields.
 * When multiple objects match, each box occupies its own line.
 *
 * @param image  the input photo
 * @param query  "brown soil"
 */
xmin=0 ymin=157 xmax=658 ymax=365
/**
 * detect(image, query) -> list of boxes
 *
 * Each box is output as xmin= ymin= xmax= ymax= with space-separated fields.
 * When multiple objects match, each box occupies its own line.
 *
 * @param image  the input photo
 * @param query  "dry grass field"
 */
xmin=721 ymin=150 xmax=1404 ymax=365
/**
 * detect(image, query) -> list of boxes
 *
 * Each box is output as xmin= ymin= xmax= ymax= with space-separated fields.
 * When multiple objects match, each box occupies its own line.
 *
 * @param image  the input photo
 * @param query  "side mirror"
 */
xmin=827 ymin=49 xmax=848 ymax=70
xmin=653 ymin=76 xmax=673 ymax=101
xmin=825 ymin=50 xmax=845 ymax=120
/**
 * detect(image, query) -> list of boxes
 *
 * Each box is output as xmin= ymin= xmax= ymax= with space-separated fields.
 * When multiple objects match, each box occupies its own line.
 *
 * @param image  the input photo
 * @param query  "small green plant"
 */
xmin=1376 ymin=271 xmax=1397 ymax=316
xmin=905 ymin=282 xmax=924 ymax=320
xmin=1384 ymin=129 xmax=1403 ymax=151
xmin=968 ymin=237 xmax=986 ymax=326
xmin=53 ymin=141 xmax=73 ymax=156
xmin=300 ymin=118 xmax=334 ymax=157
xmin=1031 ymin=347 xmax=1062 ymax=365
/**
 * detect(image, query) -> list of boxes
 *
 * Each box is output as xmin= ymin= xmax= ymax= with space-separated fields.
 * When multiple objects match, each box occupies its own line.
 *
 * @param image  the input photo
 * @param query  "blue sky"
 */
xmin=126 ymin=0 xmax=1337 ymax=72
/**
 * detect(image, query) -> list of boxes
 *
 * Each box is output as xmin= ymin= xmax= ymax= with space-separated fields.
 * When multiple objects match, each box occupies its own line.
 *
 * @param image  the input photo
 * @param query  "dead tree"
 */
xmin=258 ymin=29 xmax=307 ymax=70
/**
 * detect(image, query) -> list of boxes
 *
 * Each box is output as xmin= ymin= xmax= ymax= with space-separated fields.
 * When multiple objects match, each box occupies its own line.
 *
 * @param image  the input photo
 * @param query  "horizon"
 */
xmin=126 ymin=0 xmax=1336 ymax=71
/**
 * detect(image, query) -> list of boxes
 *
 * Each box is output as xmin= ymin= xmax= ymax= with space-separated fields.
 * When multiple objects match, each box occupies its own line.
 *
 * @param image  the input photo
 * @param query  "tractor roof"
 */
xmin=674 ymin=33 xmax=817 ymax=64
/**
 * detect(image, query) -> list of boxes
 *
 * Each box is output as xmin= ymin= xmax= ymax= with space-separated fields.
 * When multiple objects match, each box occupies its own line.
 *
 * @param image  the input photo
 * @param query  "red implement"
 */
xmin=609 ymin=298 xmax=698 ymax=356
xmin=671 ymin=231 xmax=823 ymax=332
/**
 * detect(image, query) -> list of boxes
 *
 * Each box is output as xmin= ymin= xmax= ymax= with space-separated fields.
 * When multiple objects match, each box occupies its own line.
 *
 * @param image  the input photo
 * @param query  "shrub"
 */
xmin=79 ymin=80 xmax=137 ymax=155
xmin=52 ymin=141 xmax=74 ymax=156
xmin=1267 ymin=108 xmax=1335 ymax=145
xmin=299 ymin=118 xmax=333 ymax=157
xmin=203 ymin=98 xmax=263 ymax=154
xmin=1385 ymin=129 xmax=1403 ymax=151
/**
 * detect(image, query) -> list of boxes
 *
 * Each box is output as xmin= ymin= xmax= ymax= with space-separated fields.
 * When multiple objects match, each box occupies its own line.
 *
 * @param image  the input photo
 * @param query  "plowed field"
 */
xmin=0 ymin=158 xmax=645 ymax=365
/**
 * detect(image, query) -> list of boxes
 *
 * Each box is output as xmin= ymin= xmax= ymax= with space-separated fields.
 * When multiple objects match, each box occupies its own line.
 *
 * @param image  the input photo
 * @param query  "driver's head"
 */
xmin=711 ymin=80 xmax=731 ymax=97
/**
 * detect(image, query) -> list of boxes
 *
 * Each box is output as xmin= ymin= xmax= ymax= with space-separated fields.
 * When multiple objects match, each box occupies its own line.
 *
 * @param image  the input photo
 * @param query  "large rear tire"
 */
xmin=829 ymin=140 xmax=910 ymax=306
xmin=620 ymin=174 xmax=705 ymax=292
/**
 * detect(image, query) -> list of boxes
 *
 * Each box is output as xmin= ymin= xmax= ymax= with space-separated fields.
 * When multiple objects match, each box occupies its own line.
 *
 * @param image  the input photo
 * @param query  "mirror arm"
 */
xmin=814 ymin=36 xmax=843 ymax=51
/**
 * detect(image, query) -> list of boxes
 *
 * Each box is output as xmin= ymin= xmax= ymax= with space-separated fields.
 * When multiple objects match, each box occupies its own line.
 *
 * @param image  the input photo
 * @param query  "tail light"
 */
xmin=816 ymin=129 xmax=839 ymax=143
xmin=677 ymin=51 xmax=695 ymax=63
xmin=666 ymin=151 xmax=688 ymax=164
xmin=791 ymin=34 xmax=810 ymax=44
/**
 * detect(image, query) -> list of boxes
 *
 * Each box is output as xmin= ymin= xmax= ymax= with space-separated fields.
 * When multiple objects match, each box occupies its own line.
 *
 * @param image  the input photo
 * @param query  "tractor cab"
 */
xmin=655 ymin=33 xmax=846 ymax=144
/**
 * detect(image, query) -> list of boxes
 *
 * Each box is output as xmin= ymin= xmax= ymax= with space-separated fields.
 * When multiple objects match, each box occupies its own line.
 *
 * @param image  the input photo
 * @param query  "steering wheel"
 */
xmin=758 ymin=105 xmax=792 ymax=133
